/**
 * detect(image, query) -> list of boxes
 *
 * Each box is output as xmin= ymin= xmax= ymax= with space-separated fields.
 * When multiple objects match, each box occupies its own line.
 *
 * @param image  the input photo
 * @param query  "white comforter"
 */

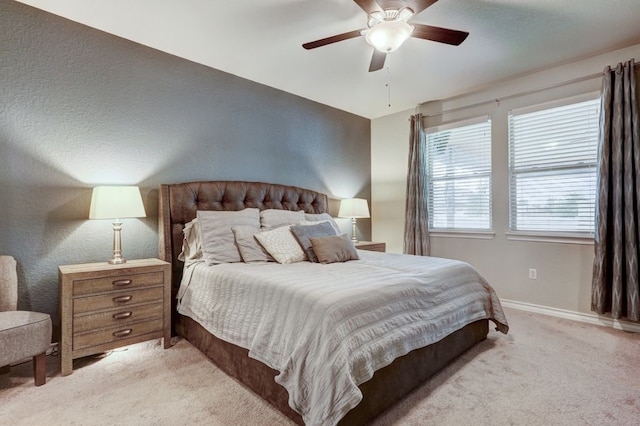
xmin=177 ymin=250 xmax=508 ymax=426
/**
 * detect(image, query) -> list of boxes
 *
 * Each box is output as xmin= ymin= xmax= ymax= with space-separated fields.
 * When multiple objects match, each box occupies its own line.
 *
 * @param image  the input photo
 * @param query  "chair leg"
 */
xmin=33 ymin=352 xmax=46 ymax=386
xmin=0 ymin=365 xmax=9 ymax=375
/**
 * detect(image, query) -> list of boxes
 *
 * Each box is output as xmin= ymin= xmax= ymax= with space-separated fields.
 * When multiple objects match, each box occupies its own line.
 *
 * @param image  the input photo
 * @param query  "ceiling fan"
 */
xmin=302 ymin=0 xmax=469 ymax=72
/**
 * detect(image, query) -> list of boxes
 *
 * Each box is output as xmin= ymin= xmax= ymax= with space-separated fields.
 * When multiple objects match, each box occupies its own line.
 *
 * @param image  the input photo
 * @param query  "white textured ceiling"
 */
xmin=16 ymin=0 xmax=640 ymax=118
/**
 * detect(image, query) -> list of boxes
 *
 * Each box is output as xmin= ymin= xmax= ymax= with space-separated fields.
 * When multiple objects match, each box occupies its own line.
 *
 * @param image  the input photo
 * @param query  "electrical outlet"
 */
xmin=529 ymin=268 xmax=537 ymax=279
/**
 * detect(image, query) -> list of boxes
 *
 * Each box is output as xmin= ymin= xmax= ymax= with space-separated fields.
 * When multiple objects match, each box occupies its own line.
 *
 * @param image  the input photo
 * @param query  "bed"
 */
xmin=158 ymin=180 xmax=508 ymax=426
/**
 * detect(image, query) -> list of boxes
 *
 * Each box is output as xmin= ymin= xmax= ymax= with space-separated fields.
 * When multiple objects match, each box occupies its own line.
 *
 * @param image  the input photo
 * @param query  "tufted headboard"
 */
xmin=158 ymin=181 xmax=328 ymax=313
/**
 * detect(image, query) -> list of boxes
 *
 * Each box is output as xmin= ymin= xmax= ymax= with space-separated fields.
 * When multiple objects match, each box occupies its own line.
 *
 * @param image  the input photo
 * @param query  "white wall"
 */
xmin=371 ymin=43 xmax=640 ymax=315
xmin=371 ymin=109 xmax=412 ymax=252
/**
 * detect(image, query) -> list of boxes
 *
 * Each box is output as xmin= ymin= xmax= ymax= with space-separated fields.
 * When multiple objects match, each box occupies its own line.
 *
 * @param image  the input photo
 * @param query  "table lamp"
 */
xmin=338 ymin=198 xmax=370 ymax=243
xmin=89 ymin=186 xmax=146 ymax=264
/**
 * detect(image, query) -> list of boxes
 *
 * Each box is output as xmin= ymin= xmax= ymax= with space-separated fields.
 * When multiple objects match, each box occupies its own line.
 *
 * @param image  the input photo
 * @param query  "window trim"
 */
xmin=505 ymin=231 xmax=594 ymax=245
xmin=430 ymin=230 xmax=495 ymax=240
xmin=425 ymin=115 xmax=491 ymax=134
xmin=508 ymin=92 xmax=599 ymax=116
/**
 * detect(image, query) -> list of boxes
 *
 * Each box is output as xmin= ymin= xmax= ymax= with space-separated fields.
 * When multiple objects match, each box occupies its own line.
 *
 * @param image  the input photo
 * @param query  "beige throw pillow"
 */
xmin=232 ymin=225 xmax=274 ymax=263
xmin=309 ymin=234 xmax=360 ymax=264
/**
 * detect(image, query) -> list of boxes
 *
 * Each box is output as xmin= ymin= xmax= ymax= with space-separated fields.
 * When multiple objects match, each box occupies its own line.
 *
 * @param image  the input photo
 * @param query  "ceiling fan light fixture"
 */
xmin=365 ymin=20 xmax=414 ymax=53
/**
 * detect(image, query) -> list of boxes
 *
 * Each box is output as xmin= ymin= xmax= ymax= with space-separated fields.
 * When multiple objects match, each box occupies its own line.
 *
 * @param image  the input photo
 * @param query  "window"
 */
xmin=426 ymin=117 xmax=492 ymax=231
xmin=508 ymin=96 xmax=600 ymax=235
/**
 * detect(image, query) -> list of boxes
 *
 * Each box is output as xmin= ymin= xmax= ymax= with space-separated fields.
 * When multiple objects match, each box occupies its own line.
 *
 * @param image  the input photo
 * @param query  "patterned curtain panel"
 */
xmin=592 ymin=59 xmax=640 ymax=322
xmin=403 ymin=113 xmax=430 ymax=256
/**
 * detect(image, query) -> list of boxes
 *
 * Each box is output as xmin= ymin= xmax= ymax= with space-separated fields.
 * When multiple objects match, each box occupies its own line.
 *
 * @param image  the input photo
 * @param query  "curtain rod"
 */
xmin=418 ymin=60 xmax=639 ymax=119
xmin=420 ymin=72 xmax=601 ymax=119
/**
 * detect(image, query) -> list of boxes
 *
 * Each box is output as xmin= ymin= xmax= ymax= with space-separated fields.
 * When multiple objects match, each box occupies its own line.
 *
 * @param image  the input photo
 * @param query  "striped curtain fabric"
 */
xmin=592 ymin=59 xmax=640 ymax=322
xmin=403 ymin=113 xmax=430 ymax=256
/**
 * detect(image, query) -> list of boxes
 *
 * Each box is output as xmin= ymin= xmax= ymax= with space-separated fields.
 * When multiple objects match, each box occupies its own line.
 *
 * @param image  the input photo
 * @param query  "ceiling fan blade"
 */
xmin=353 ymin=0 xmax=383 ymax=14
xmin=369 ymin=49 xmax=387 ymax=72
xmin=302 ymin=29 xmax=364 ymax=50
xmin=406 ymin=0 xmax=439 ymax=15
xmin=411 ymin=24 xmax=469 ymax=45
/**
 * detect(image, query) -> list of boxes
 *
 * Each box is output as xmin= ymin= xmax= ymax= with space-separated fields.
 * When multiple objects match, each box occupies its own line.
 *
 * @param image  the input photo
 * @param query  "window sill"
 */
xmin=505 ymin=231 xmax=594 ymax=245
xmin=429 ymin=230 xmax=495 ymax=240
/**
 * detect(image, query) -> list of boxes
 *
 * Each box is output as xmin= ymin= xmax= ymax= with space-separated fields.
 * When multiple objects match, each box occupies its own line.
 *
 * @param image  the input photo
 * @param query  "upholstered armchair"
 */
xmin=0 ymin=255 xmax=52 ymax=386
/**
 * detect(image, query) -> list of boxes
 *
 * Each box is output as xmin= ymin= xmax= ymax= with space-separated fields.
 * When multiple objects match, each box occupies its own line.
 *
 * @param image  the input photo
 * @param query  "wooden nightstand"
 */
xmin=355 ymin=241 xmax=386 ymax=252
xmin=58 ymin=258 xmax=171 ymax=376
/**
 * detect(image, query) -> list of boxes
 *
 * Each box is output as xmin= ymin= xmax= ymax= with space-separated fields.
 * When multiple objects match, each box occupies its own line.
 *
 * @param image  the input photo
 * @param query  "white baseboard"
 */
xmin=500 ymin=299 xmax=640 ymax=333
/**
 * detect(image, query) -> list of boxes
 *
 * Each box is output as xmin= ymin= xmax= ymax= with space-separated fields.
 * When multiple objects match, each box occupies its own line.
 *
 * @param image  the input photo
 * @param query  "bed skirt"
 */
xmin=176 ymin=314 xmax=489 ymax=425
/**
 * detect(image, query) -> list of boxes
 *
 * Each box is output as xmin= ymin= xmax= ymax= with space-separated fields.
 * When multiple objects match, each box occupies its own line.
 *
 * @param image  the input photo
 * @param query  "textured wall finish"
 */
xmin=0 ymin=1 xmax=371 ymax=322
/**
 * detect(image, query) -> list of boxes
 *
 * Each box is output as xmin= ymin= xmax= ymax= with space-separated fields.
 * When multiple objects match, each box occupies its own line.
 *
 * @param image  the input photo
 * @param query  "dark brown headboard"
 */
xmin=158 ymin=181 xmax=328 ymax=315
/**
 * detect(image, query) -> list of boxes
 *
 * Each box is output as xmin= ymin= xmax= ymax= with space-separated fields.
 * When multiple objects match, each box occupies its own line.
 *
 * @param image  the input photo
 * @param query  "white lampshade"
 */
xmin=89 ymin=186 xmax=146 ymax=264
xmin=89 ymin=186 xmax=146 ymax=220
xmin=338 ymin=198 xmax=370 ymax=219
xmin=365 ymin=20 xmax=414 ymax=53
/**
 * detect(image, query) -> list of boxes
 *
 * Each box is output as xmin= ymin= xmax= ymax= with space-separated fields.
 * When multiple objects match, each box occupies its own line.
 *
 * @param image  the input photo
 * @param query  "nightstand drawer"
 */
xmin=73 ymin=302 xmax=164 ymax=332
xmin=73 ymin=318 xmax=164 ymax=351
xmin=73 ymin=271 xmax=165 ymax=296
xmin=73 ymin=286 xmax=164 ymax=314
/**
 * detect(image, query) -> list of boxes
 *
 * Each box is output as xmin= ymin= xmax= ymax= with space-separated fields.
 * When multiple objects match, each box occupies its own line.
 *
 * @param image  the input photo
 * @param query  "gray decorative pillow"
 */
xmin=304 ymin=213 xmax=341 ymax=234
xmin=309 ymin=234 xmax=360 ymax=264
xmin=260 ymin=209 xmax=305 ymax=230
xmin=290 ymin=221 xmax=339 ymax=263
xmin=232 ymin=225 xmax=274 ymax=263
xmin=197 ymin=208 xmax=260 ymax=264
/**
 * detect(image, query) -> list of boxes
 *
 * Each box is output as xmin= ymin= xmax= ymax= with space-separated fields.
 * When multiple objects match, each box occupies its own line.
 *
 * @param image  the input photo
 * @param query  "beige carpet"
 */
xmin=1 ymin=308 xmax=639 ymax=425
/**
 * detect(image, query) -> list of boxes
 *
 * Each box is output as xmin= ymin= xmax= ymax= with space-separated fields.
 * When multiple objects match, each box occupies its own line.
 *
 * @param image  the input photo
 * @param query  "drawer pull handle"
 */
xmin=112 ymin=329 xmax=132 ymax=338
xmin=112 ymin=279 xmax=132 ymax=287
xmin=112 ymin=295 xmax=133 ymax=303
xmin=112 ymin=311 xmax=132 ymax=320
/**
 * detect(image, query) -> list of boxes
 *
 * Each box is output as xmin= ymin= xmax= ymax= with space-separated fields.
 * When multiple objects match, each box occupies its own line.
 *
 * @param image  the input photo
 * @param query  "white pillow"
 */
xmin=178 ymin=218 xmax=203 ymax=265
xmin=254 ymin=225 xmax=306 ymax=264
xmin=260 ymin=209 xmax=305 ymax=230
xmin=197 ymin=208 xmax=260 ymax=264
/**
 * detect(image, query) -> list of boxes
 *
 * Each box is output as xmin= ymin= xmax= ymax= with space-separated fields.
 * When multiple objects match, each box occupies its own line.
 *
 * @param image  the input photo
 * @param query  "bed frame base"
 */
xmin=177 ymin=314 xmax=489 ymax=425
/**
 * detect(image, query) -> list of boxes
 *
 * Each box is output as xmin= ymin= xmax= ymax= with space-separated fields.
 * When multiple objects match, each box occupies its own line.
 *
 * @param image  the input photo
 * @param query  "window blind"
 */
xmin=508 ymin=96 xmax=600 ymax=234
xmin=426 ymin=117 xmax=492 ymax=230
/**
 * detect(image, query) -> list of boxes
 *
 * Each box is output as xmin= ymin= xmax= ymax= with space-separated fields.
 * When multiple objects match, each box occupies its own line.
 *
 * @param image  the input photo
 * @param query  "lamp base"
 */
xmin=351 ymin=217 xmax=359 ymax=244
xmin=108 ymin=220 xmax=127 ymax=265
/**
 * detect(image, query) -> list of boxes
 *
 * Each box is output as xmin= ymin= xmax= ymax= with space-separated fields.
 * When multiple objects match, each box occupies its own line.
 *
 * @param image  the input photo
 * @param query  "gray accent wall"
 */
xmin=0 ymin=1 xmax=371 ymax=323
